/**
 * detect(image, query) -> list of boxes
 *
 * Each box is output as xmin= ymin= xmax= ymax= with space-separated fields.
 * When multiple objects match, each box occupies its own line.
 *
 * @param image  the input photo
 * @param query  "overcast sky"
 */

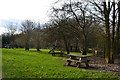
xmin=0 ymin=0 xmax=58 ymax=35
xmin=0 ymin=0 xmax=58 ymax=22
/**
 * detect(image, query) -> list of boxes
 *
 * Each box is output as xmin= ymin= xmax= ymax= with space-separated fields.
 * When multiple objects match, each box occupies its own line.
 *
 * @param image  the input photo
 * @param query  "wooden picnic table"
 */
xmin=48 ymin=49 xmax=65 ymax=56
xmin=50 ymin=52 xmax=64 ymax=56
xmin=66 ymin=54 xmax=91 ymax=68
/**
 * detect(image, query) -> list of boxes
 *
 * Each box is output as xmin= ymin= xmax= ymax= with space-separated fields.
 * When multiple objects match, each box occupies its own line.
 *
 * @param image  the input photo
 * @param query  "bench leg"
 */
xmin=52 ymin=54 xmax=54 ymax=56
xmin=60 ymin=54 xmax=63 ymax=57
xmin=67 ymin=61 xmax=71 ymax=66
xmin=52 ymin=54 xmax=55 ymax=56
xmin=85 ymin=62 xmax=89 ymax=68
xmin=76 ymin=62 xmax=81 ymax=68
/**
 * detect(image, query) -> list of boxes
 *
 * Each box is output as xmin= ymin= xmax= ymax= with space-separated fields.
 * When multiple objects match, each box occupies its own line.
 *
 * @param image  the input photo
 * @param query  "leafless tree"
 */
xmin=31 ymin=23 xmax=43 ymax=51
xmin=88 ymin=0 xmax=119 ymax=63
xmin=21 ymin=20 xmax=34 ymax=51
xmin=52 ymin=0 xmax=95 ymax=54
xmin=6 ymin=22 xmax=18 ymax=48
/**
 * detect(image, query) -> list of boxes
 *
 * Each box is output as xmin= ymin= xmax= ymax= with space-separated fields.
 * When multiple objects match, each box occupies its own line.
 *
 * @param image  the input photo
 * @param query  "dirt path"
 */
xmin=65 ymin=56 xmax=120 ymax=76
xmin=89 ymin=56 xmax=119 ymax=73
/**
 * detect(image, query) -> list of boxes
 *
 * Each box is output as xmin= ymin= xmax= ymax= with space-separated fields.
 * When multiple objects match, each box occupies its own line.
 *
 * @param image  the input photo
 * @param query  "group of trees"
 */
xmin=2 ymin=0 xmax=120 ymax=64
xmin=49 ymin=0 xmax=120 ymax=63
xmin=2 ymin=20 xmax=44 ymax=51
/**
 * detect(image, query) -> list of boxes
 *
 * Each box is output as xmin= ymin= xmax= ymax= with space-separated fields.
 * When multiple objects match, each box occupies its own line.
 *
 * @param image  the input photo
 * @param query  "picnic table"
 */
xmin=50 ymin=52 xmax=64 ymax=56
xmin=66 ymin=54 xmax=91 ymax=68
xmin=48 ymin=46 xmax=65 ymax=56
xmin=48 ymin=50 xmax=65 ymax=56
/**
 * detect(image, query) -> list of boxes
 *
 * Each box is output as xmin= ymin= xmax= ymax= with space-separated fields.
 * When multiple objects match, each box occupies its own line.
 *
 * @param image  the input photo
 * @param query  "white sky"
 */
xmin=0 ymin=27 xmax=7 ymax=35
xmin=0 ymin=0 xmax=57 ymax=22
xmin=0 ymin=0 xmax=58 ymax=35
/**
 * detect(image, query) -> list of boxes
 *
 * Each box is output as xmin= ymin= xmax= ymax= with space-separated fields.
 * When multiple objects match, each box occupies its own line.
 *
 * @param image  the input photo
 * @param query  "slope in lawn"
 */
xmin=2 ymin=49 xmax=119 ymax=78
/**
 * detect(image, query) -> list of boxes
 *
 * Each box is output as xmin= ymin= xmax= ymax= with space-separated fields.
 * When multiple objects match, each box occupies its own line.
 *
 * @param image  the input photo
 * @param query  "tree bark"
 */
xmin=25 ymin=47 xmax=29 ymax=51
xmin=37 ymin=48 xmax=40 ymax=51
xmin=103 ymin=2 xmax=112 ymax=63
xmin=75 ymin=40 xmax=79 ymax=52
xmin=36 ymin=43 xmax=41 ymax=51
xmin=25 ymin=43 xmax=29 ymax=51
xmin=116 ymin=1 xmax=120 ymax=60
xmin=110 ymin=1 xmax=116 ymax=63
xmin=63 ymin=36 xmax=70 ymax=54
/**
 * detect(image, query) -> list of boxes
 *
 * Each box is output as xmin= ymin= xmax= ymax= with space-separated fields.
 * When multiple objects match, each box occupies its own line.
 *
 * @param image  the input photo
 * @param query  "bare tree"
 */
xmin=31 ymin=23 xmax=43 ymax=51
xmin=88 ymin=0 xmax=119 ymax=63
xmin=21 ymin=20 xmax=34 ymax=51
xmin=116 ymin=1 xmax=120 ymax=60
xmin=7 ymin=22 xmax=18 ymax=48
xmin=52 ymin=0 xmax=94 ymax=54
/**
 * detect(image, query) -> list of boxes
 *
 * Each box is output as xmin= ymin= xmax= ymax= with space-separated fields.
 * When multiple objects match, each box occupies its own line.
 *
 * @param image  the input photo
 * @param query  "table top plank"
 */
xmin=67 ymin=54 xmax=91 ymax=57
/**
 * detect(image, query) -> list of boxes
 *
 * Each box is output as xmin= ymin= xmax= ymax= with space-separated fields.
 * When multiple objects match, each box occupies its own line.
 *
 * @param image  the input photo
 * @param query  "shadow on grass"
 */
xmin=64 ymin=64 xmax=120 ymax=73
xmin=64 ymin=65 xmax=99 ymax=70
xmin=29 ymin=50 xmax=42 ymax=52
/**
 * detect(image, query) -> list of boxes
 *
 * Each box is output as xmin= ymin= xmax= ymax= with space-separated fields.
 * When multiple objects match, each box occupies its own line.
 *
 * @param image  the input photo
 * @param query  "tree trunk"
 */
xmin=82 ymin=48 xmax=87 ymax=55
xmin=110 ymin=1 xmax=116 ymax=63
xmin=63 ymin=36 xmax=70 ymax=54
xmin=25 ymin=43 xmax=29 ymax=51
xmin=75 ymin=40 xmax=79 ymax=52
xmin=70 ymin=46 xmax=72 ymax=51
xmin=36 ymin=44 xmax=41 ymax=51
xmin=103 ymin=2 xmax=113 ymax=63
xmin=116 ymin=1 xmax=120 ymax=60
xmin=82 ymin=28 xmax=87 ymax=55
xmin=37 ymin=48 xmax=40 ymax=51
xmin=82 ymin=10 xmax=88 ymax=55
xmin=25 ymin=47 xmax=29 ymax=51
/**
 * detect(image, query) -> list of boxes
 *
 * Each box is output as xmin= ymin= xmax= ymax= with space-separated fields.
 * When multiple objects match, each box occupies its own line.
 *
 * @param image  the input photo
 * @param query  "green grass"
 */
xmin=2 ymin=48 xmax=119 ymax=78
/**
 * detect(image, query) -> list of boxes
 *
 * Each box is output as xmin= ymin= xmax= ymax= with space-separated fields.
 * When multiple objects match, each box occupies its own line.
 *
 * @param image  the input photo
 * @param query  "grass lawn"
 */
xmin=2 ymin=48 xmax=119 ymax=78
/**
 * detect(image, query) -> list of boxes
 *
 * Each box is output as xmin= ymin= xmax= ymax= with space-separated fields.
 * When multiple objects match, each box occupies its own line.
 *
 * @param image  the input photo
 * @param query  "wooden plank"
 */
xmin=67 ymin=54 xmax=91 ymax=57
xmin=50 ymin=52 xmax=64 ymax=56
xmin=67 ymin=59 xmax=79 ymax=62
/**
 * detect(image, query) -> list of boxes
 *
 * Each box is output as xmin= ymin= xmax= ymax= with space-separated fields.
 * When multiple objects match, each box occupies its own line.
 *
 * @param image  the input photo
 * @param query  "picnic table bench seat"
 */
xmin=66 ymin=54 xmax=91 ymax=68
xmin=67 ymin=59 xmax=90 ymax=63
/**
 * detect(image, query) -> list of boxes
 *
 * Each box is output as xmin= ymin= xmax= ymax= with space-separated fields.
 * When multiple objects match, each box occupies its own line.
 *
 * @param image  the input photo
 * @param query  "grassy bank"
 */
xmin=2 ymin=48 xmax=119 ymax=78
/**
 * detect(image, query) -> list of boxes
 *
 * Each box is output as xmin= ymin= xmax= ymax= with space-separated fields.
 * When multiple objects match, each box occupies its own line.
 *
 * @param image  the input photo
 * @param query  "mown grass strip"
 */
xmin=2 ymin=48 xmax=119 ymax=78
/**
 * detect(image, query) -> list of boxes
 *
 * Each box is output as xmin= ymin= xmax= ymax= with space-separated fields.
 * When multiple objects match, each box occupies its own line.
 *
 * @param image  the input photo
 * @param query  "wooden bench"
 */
xmin=50 ymin=52 xmax=64 ymax=56
xmin=66 ymin=54 xmax=91 ymax=68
